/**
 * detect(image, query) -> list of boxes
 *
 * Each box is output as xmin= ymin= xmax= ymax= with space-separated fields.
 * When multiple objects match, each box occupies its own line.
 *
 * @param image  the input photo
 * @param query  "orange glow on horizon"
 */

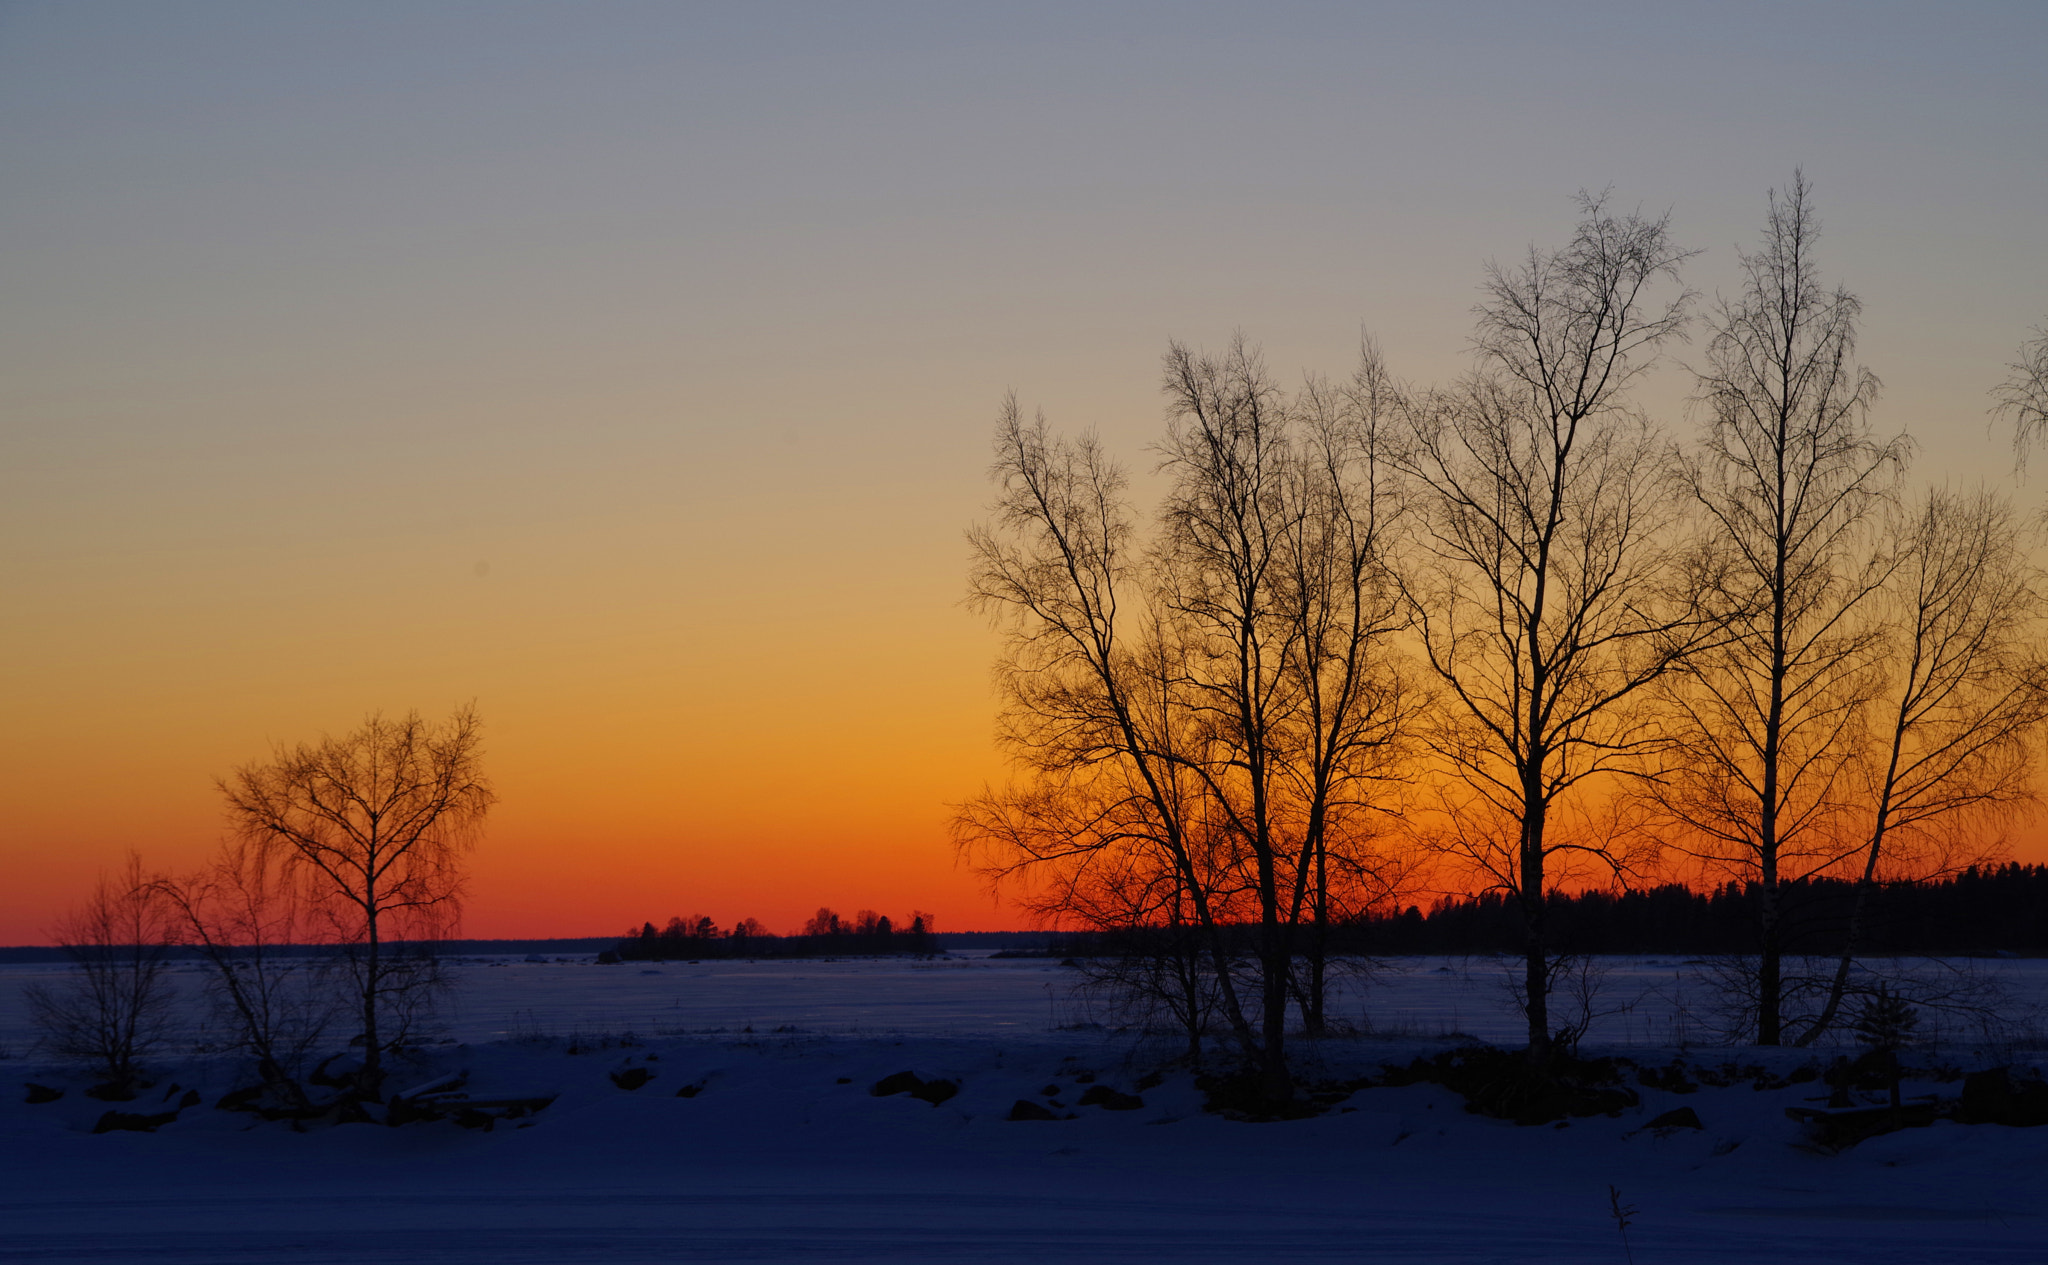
xmin=5 ymin=5 xmax=2044 ymax=945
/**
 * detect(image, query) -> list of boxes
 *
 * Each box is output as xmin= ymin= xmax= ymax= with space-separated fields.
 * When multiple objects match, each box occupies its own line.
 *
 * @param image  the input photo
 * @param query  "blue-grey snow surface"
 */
xmin=3 ymin=954 xmax=2045 ymax=1263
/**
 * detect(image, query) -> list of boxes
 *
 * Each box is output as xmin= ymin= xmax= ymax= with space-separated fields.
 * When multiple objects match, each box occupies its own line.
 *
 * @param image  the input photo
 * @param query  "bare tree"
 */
xmin=153 ymin=838 xmax=340 ymax=1100
xmin=1395 ymin=192 xmax=1699 ymax=1057
xmin=24 ymin=854 xmax=177 ymax=1095
xmin=1152 ymin=337 xmax=1412 ymax=1091
xmin=1993 ymin=321 xmax=2048 ymax=467
xmin=958 ymin=338 xmax=1411 ymax=1106
xmin=1660 ymin=172 xmax=1907 ymax=1045
xmin=959 ymin=393 xmax=1268 ymax=1085
xmin=219 ymin=707 xmax=493 ymax=1096
xmin=1270 ymin=345 xmax=1419 ymax=1033
xmin=1798 ymin=488 xmax=2048 ymax=1043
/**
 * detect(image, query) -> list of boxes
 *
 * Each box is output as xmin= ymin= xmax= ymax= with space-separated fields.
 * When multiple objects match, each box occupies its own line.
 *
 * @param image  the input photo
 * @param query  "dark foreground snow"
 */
xmin=5 ymin=1028 xmax=2046 ymax=1264
xmin=3 ymin=955 xmax=2044 ymax=1262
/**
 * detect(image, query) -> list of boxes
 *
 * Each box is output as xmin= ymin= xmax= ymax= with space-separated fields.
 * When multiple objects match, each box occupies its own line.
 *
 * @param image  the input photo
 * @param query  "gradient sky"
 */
xmin=4 ymin=1 xmax=2045 ymax=942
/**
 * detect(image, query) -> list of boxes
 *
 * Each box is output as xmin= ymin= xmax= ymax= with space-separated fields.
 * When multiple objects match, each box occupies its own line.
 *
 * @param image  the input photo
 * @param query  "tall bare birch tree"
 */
xmin=1660 ymin=172 xmax=1906 ymax=1044
xmin=220 ymin=707 xmax=493 ymax=1095
xmin=1396 ymin=193 xmax=1698 ymax=1057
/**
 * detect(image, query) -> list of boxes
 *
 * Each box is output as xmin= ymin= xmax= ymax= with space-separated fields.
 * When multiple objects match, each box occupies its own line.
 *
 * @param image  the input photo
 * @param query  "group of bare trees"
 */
xmin=29 ymin=708 xmax=492 ymax=1103
xmin=960 ymin=336 xmax=1416 ymax=1104
xmin=958 ymin=173 xmax=2048 ymax=1103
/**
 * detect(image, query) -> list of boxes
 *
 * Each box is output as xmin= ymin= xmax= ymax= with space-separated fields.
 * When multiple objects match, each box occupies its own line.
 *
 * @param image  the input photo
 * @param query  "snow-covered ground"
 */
xmin=10 ymin=951 xmax=2041 ymax=1051
xmin=3 ymin=954 xmax=2045 ymax=1262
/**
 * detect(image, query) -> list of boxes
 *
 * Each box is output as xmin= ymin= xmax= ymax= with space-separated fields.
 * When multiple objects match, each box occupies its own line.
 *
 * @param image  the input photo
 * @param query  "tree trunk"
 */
xmin=1757 ymin=855 xmax=1782 ymax=1046
xmin=1521 ymin=754 xmax=1552 ymax=1058
xmin=1306 ymin=842 xmax=1328 ymax=1037
xmin=361 ymin=859 xmax=382 ymax=1097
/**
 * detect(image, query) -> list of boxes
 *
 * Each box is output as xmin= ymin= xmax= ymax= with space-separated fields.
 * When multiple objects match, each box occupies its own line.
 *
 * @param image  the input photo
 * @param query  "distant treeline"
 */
xmin=609 ymin=907 xmax=939 ymax=960
xmin=1033 ymin=865 xmax=2048 ymax=959
xmin=1354 ymin=865 xmax=2048 ymax=957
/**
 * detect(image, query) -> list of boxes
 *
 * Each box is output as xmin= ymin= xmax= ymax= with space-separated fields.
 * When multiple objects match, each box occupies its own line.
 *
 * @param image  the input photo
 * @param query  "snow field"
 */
xmin=3 ymin=954 xmax=2046 ymax=1262
xmin=10 ymin=951 xmax=2042 ymax=1053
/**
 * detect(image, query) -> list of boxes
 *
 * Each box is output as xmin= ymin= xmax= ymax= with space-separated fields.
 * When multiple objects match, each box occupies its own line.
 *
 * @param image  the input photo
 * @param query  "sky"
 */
xmin=3 ymin=1 xmax=2045 ymax=943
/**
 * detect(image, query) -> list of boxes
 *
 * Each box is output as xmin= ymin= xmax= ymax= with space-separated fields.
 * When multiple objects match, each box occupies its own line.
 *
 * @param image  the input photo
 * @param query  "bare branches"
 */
xmin=1658 ymin=171 xmax=1907 ymax=1044
xmin=152 ymin=841 xmax=338 ymax=1093
xmin=1474 ymin=190 xmax=1695 ymax=432
xmin=24 ymin=855 xmax=177 ymax=1093
xmin=219 ymin=706 xmax=493 ymax=1093
xmin=958 ymin=335 xmax=1415 ymax=1099
xmin=1798 ymin=488 xmax=2048 ymax=1044
xmin=960 ymin=178 xmax=2046 ymax=1067
xmin=1993 ymin=322 xmax=2048 ymax=469
xmin=1397 ymin=193 xmax=1696 ymax=1054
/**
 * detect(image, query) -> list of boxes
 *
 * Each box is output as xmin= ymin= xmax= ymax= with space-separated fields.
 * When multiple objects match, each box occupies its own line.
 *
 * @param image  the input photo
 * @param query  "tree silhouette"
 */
xmin=220 ymin=707 xmax=493 ymax=1096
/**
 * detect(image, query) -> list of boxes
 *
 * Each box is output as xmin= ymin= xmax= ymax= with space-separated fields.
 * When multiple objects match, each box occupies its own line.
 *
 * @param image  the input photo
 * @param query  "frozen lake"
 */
xmin=6 ymin=951 xmax=2043 ymax=1054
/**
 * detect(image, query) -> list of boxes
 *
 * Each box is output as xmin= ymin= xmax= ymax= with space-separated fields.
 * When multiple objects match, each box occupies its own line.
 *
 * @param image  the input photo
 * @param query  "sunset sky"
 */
xmin=3 ymin=1 xmax=2045 ymax=943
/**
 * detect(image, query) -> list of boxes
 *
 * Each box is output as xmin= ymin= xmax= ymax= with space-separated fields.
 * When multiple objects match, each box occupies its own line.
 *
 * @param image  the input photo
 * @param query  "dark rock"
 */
xmin=23 ymin=1083 xmax=63 ymax=1104
xmin=178 ymin=1089 xmax=201 ymax=1110
xmin=870 ymin=1071 xmax=958 ymax=1105
xmin=1822 ymin=1051 xmax=1896 ymax=1095
xmin=383 ymin=1095 xmax=440 ymax=1127
xmin=674 ymin=1081 xmax=706 ymax=1098
xmin=83 ymin=1082 xmax=138 ymax=1102
xmin=1007 ymin=1098 xmax=1061 ymax=1121
xmin=1378 ymin=1046 xmax=1638 ymax=1126
xmin=910 ymin=1077 xmax=958 ymax=1105
xmin=1956 ymin=1066 xmax=2048 ymax=1127
xmin=319 ymin=1096 xmax=378 ymax=1127
xmin=388 ymin=1091 xmax=557 ymax=1128
xmin=1306 ymin=1077 xmax=1373 ymax=1108
xmin=1636 ymin=1063 xmax=1698 ymax=1094
xmin=1646 ymin=1106 xmax=1703 ymax=1131
xmin=1195 ymin=1069 xmax=1322 ymax=1121
xmin=215 ymin=1082 xmax=321 ymax=1119
xmin=308 ymin=1054 xmax=365 ymax=1090
xmin=609 ymin=1067 xmax=655 ymax=1091
xmin=1077 ymin=1085 xmax=1144 ymax=1111
xmin=1040 ymin=1084 xmax=1060 ymax=1097
xmin=92 ymin=1109 xmax=179 ymax=1134
xmin=1786 ymin=1102 xmax=1941 ymax=1152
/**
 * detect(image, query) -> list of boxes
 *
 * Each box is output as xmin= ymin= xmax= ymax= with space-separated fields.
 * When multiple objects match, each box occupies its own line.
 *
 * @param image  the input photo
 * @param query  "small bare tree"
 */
xmin=153 ymin=839 xmax=340 ymax=1099
xmin=219 ymin=707 xmax=493 ymax=1095
xmin=1395 ymin=191 xmax=1701 ymax=1057
xmin=24 ymin=854 xmax=177 ymax=1095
